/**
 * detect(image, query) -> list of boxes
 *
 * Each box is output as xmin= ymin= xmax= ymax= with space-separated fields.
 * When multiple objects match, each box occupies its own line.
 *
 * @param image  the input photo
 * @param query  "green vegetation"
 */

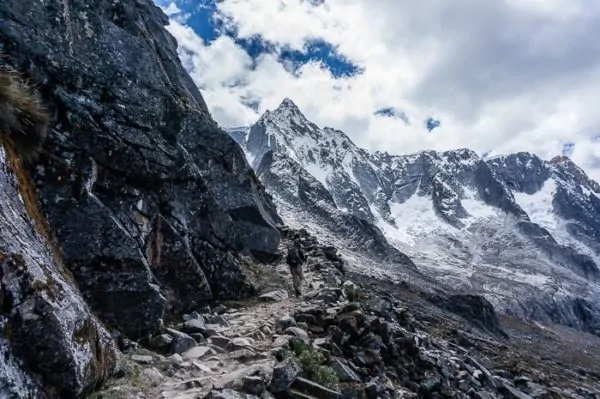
xmin=279 ymin=340 xmax=339 ymax=389
xmin=344 ymin=283 xmax=366 ymax=302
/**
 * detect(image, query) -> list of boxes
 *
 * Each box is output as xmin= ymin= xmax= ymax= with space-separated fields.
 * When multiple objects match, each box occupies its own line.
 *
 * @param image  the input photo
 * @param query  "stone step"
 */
xmin=290 ymin=377 xmax=342 ymax=399
xmin=289 ymin=388 xmax=318 ymax=399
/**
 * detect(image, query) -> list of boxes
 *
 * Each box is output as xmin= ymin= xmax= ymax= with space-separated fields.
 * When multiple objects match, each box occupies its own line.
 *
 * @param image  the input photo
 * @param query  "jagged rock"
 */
xmin=140 ymin=367 xmax=166 ymax=387
xmin=272 ymin=335 xmax=294 ymax=349
xmin=228 ymin=337 xmax=253 ymax=351
xmin=209 ymin=335 xmax=232 ymax=349
xmin=191 ymin=333 xmax=207 ymax=344
xmin=420 ymin=376 xmax=442 ymax=395
xmin=167 ymin=328 xmax=198 ymax=354
xmin=284 ymin=327 xmax=310 ymax=344
xmin=260 ymin=290 xmax=289 ymax=302
xmin=331 ymin=358 xmax=361 ymax=382
xmin=270 ymin=358 xmax=302 ymax=393
xmin=0 ymin=145 xmax=118 ymax=397
xmin=168 ymin=354 xmax=184 ymax=367
xmin=276 ymin=315 xmax=298 ymax=334
xmin=242 ymin=375 xmax=266 ymax=395
xmin=496 ymin=379 xmax=533 ymax=399
xmin=465 ymin=357 xmax=496 ymax=389
xmin=182 ymin=346 xmax=216 ymax=361
xmin=148 ymin=334 xmax=173 ymax=351
xmin=182 ymin=318 xmax=207 ymax=334
xmin=201 ymin=324 xmax=222 ymax=337
xmin=213 ymin=305 xmax=229 ymax=315
xmin=207 ymin=315 xmax=231 ymax=327
xmin=229 ymin=349 xmax=261 ymax=362
xmin=205 ymin=389 xmax=259 ymax=399
xmin=290 ymin=377 xmax=342 ymax=399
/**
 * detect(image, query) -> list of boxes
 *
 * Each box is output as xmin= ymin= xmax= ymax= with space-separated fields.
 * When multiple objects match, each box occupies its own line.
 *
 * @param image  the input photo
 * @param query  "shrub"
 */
xmin=0 ymin=66 xmax=50 ymax=162
xmin=278 ymin=341 xmax=339 ymax=389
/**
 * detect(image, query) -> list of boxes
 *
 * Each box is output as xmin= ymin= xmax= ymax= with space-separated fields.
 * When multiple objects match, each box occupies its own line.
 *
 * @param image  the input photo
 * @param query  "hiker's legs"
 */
xmin=291 ymin=267 xmax=303 ymax=297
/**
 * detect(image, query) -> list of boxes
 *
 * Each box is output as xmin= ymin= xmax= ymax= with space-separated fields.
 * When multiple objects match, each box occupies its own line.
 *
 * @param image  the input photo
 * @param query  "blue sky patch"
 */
xmin=426 ymin=118 xmax=441 ymax=132
xmin=375 ymin=107 xmax=410 ymax=125
xmin=156 ymin=0 xmax=361 ymax=78
xmin=562 ymin=142 xmax=575 ymax=156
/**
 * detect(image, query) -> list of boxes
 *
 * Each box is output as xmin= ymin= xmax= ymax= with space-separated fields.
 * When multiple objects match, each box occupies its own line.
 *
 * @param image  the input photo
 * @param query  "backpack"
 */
xmin=286 ymin=247 xmax=300 ymax=267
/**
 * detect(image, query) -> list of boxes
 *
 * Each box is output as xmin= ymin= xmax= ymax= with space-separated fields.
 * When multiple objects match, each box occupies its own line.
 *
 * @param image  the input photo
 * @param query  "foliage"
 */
xmin=278 ymin=340 xmax=339 ymax=389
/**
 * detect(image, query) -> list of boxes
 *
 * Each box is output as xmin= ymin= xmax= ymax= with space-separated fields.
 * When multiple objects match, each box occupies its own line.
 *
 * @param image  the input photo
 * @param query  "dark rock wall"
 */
xmin=0 ymin=0 xmax=281 ymax=341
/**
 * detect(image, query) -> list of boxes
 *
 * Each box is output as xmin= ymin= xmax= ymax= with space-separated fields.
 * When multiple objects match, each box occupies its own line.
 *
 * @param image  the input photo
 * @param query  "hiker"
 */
xmin=286 ymin=240 xmax=307 ymax=297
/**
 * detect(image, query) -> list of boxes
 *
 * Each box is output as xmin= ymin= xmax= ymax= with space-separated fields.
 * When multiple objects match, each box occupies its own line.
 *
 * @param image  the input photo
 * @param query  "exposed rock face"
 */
xmin=0 ymin=0 xmax=281 ymax=341
xmin=0 ymin=144 xmax=118 ymax=398
xmin=228 ymin=99 xmax=600 ymax=337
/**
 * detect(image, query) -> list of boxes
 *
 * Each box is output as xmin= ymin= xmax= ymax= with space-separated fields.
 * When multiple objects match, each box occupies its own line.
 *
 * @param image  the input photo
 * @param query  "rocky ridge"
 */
xmin=227 ymin=100 xmax=600 ymax=337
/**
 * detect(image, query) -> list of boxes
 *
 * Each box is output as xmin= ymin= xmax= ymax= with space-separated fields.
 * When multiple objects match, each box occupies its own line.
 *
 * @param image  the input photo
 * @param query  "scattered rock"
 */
xmin=331 ymin=358 xmax=361 ymax=382
xmin=140 ymin=367 xmax=165 ymax=387
xmin=182 ymin=318 xmax=207 ymax=334
xmin=191 ymin=333 xmax=207 ymax=344
xmin=183 ymin=312 xmax=202 ymax=322
xmin=205 ymin=389 xmax=258 ymax=399
xmin=213 ymin=305 xmax=229 ymax=315
xmin=228 ymin=337 xmax=254 ymax=351
xmin=168 ymin=328 xmax=198 ymax=354
xmin=242 ymin=376 xmax=266 ymax=395
xmin=260 ymin=290 xmax=289 ymax=302
xmin=276 ymin=315 xmax=297 ymax=334
xmin=291 ymin=376 xmax=342 ymax=399
xmin=182 ymin=346 xmax=216 ymax=361
xmin=284 ymin=327 xmax=310 ymax=344
xmin=168 ymin=354 xmax=184 ymax=367
xmin=269 ymin=358 xmax=302 ymax=393
xmin=209 ymin=335 xmax=232 ymax=349
xmin=148 ymin=334 xmax=174 ymax=351
xmin=496 ymin=380 xmax=533 ymax=399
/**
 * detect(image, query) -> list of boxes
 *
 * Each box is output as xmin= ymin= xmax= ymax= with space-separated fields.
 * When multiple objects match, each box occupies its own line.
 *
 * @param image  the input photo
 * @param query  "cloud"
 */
xmin=157 ymin=0 xmax=600 ymax=180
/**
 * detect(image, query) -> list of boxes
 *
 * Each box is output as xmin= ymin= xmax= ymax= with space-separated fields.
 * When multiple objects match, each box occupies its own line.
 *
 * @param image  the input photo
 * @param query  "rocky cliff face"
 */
xmin=228 ymin=99 xmax=600 ymax=337
xmin=0 ymin=0 xmax=282 ymax=396
xmin=0 ymin=142 xmax=118 ymax=398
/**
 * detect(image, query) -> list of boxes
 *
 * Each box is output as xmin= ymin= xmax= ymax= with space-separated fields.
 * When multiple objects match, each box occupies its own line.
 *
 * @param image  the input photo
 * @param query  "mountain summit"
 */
xmin=228 ymin=99 xmax=600 ymax=337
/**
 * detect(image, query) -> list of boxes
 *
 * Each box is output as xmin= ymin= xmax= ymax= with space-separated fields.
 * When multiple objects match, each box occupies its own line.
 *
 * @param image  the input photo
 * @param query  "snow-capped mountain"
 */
xmin=227 ymin=98 xmax=600 ymax=336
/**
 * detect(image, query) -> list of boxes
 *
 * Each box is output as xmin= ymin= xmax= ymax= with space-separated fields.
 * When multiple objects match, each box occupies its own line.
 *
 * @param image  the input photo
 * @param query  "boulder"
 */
xmin=182 ymin=318 xmax=207 ymax=334
xmin=331 ymin=358 xmax=361 ymax=382
xmin=284 ymin=327 xmax=310 ymax=344
xmin=182 ymin=346 xmax=216 ymax=361
xmin=270 ymin=358 xmax=302 ymax=393
xmin=169 ymin=329 xmax=198 ymax=354
xmin=148 ymin=334 xmax=174 ymax=351
xmin=276 ymin=315 xmax=297 ymax=334
xmin=242 ymin=375 xmax=266 ymax=395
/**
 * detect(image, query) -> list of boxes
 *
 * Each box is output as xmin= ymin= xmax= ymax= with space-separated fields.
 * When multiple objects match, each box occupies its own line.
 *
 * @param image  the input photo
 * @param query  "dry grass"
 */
xmin=0 ymin=66 xmax=49 ymax=163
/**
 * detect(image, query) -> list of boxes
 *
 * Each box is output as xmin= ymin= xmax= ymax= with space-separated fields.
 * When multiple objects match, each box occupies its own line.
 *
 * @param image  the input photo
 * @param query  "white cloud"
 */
xmin=158 ymin=0 xmax=600 ymax=180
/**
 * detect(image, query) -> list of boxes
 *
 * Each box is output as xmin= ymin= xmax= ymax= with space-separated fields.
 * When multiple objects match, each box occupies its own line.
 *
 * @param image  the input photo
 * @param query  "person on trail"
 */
xmin=286 ymin=240 xmax=307 ymax=297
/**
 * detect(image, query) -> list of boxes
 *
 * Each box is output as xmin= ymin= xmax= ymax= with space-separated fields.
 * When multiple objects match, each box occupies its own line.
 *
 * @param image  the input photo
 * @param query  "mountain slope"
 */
xmin=227 ymin=98 xmax=600 ymax=336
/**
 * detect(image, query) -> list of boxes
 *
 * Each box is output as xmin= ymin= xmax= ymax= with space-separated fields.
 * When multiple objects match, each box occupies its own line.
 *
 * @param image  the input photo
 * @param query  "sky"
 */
xmin=154 ymin=0 xmax=600 ymax=180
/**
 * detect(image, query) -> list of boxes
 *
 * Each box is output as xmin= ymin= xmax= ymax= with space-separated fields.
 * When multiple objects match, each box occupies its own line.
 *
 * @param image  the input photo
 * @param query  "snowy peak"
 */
xmin=227 ymin=98 xmax=600 ymax=338
xmin=549 ymin=155 xmax=600 ymax=193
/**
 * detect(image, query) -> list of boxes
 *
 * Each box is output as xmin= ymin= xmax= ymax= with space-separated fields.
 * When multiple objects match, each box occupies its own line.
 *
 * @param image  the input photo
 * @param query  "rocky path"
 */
xmin=95 ymin=229 xmax=600 ymax=399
